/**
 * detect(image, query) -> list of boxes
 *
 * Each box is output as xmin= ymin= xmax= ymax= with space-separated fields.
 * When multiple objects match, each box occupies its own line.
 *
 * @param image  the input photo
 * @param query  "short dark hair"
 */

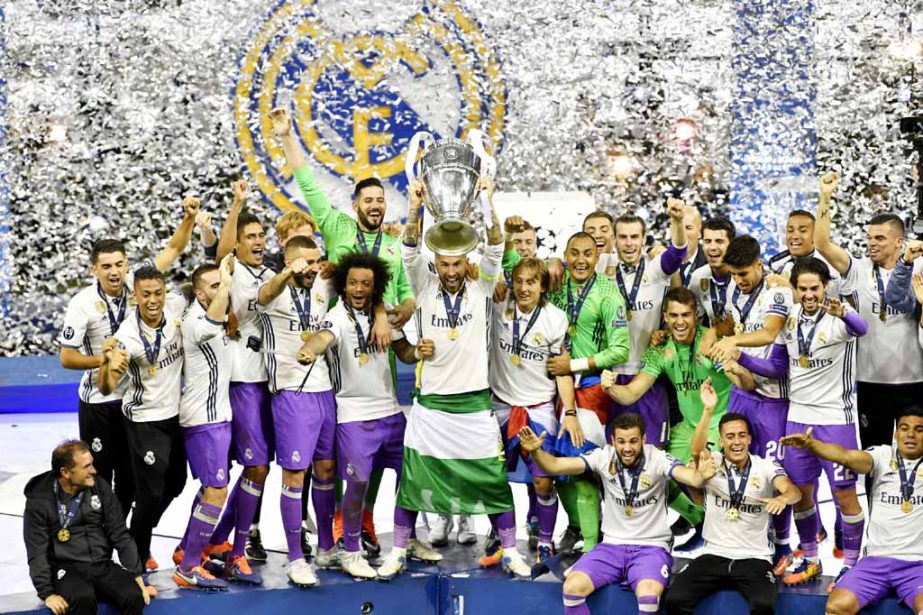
xmin=611 ymin=412 xmax=646 ymax=436
xmin=284 ymin=235 xmax=319 ymax=257
xmin=354 ymin=177 xmax=384 ymax=201
xmin=868 ymin=213 xmax=905 ymax=236
xmin=51 ymin=440 xmax=90 ymax=477
xmin=664 ymin=287 xmax=698 ymax=311
xmin=565 ymin=231 xmax=597 ymax=251
xmin=702 ymin=216 xmax=736 ymax=241
xmin=723 ymin=235 xmax=761 ymax=268
xmin=511 ymin=257 xmax=550 ymax=299
xmin=236 ymin=212 xmax=263 ymax=240
xmin=897 ymin=405 xmax=923 ymax=422
xmin=133 ymin=265 xmax=164 ymax=286
xmin=91 ymin=239 xmax=127 ymax=264
xmin=719 ymin=412 xmax=751 ymax=436
xmin=614 ymin=213 xmax=647 ymax=235
xmin=788 ymin=209 xmax=815 ymax=223
xmin=332 ymin=252 xmax=390 ymax=307
xmin=583 ymin=211 xmax=614 ymax=228
xmin=191 ymin=263 xmax=219 ymax=290
xmin=791 ymin=257 xmax=830 ymax=287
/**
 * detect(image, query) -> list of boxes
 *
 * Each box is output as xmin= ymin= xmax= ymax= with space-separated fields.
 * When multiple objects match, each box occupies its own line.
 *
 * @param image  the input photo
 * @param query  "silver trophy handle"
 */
xmin=467 ymin=129 xmax=496 ymax=221
xmin=405 ymin=131 xmax=436 ymax=185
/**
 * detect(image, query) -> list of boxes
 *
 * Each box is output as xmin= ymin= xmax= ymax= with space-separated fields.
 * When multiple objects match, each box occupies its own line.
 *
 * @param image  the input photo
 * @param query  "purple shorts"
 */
xmin=728 ymin=388 xmax=789 ymax=463
xmin=610 ymin=374 xmax=669 ymax=448
xmin=570 ymin=543 xmax=672 ymax=591
xmin=272 ymin=389 xmax=336 ymax=470
xmin=183 ymin=422 xmax=231 ymax=488
xmin=835 ymin=556 xmax=923 ymax=610
xmin=229 ymin=382 xmax=275 ymax=466
xmin=336 ymin=413 xmax=406 ymax=482
xmin=784 ymin=421 xmax=859 ymax=489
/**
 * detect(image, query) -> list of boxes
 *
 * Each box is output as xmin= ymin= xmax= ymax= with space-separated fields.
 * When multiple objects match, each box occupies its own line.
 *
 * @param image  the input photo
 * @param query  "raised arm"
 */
xmin=216 ymin=180 xmax=248 ymax=262
xmin=518 ymin=427 xmax=589 ymax=476
xmin=691 ymin=378 xmax=719 ymax=460
xmin=814 ymin=172 xmax=851 ymax=275
xmin=153 ymin=196 xmax=199 ymax=273
xmin=601 ymin=369 xmax=656 ymax=405
xmin=779 ymin=426 xmax=874 ymax=475
xmin=258 ymin=259 xmax=305 ymax=306
xmin=885 ymin=241 xmax=923 ymax=313
xmin=656 ymin=197 xmax=689 ymax=276
xmin=672 ymin=451 xmax=719 ymax=489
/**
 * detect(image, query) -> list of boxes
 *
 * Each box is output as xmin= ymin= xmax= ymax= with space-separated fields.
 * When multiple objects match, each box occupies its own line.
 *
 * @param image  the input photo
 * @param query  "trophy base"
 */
xmin=425 ymin=220 xmax=480 ymax=257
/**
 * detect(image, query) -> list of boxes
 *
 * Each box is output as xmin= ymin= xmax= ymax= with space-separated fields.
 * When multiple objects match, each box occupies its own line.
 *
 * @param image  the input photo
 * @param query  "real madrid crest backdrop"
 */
xmin=0 ymin=0 xmax=918 ymax=354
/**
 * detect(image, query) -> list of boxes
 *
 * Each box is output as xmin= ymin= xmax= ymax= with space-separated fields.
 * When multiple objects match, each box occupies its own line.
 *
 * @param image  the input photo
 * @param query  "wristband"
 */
xmin=569 ymin=357 xmax=589 ymax=373
xmin=564 ymin=409 xmax=577 ymax=417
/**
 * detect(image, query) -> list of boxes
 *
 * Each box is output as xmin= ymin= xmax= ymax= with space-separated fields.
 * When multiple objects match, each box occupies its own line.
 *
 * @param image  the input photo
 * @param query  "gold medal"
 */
xmin=627 ymin=310 xmax=633 ymax=322
xmin=358 ymin=352 xmax=369 ymax=366
xmin=902 ymin=500 xmax=913 ymax=514
xmin=505 ymin=309 xmax=514 ymax=321
xmin=57 ymin=528 xmax=71 ymax=542
xmin=533 ymin=332 xmax=543 ymax=344
xmin=725 ymin=507 xmax=740 ymax=521
xmin=879 ymin=310 xmax=887 ymax=323
xmin=625 ymin=505 xmax=633 ymax=517
xmin=510 ymin=355 xmax=521 ymax=367
xmin=734 ymin=323 xmax=744 ymax=334
xmin=448 ymin=328 xmax=459 ymax=341
xmin=891 ymin=459 xmax=899 ymax=471
xmin=568 ymin=324 xmax=576 ymax=336
xmin=301 ymin=330 xmax=312 ymax=342
xmin=799 ymin=355 xmax=809 ymax=368
xmin=148 ymin=364 xmax=158 ymax=376
xmin=95 ymin=301 xmax=106 ymax=314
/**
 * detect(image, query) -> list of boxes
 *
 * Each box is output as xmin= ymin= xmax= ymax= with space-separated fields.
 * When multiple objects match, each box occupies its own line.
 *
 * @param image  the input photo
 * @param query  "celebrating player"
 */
xmin=678 ymin=205 xmax=706 ymax=287
xmin=687 ymin=216 xmax=736 ymax=326
xmin=769 ymin=209 xmax=842 ymax=299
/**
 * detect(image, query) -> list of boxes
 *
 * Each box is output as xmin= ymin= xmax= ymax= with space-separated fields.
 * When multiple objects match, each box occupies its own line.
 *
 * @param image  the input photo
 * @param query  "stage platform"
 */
xmin=0 ymin=536 xmax=911 ymax=615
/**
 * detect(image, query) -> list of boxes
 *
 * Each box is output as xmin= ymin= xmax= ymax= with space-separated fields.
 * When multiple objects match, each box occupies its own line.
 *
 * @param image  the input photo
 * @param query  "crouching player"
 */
xmin=519 ymin=413 xmax=716 ymax=615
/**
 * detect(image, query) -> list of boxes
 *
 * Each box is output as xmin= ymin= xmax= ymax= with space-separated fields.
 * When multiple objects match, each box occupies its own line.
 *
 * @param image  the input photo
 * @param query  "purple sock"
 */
xmin=637 ymin=595 xmax=659 ymax=614
xmin=793 ymin=506 xmax=819 ymax=560
xmin=527 ymin=483 xmax=537 ymax=521
xmin=281 ymin=483 xmax=304 ymax=561
xmin=772 ymin=505 xmax=792 ymax=547
xmin=210 ymin=479 xmax=239 ymax=546
xmin=179 ymin=488 xmax=204 ymax=550
xmin=312 ymin=476 xmax=336 ymax=551
xmin=841 ymin=512 xmax=865 ymax=566
xmin=341 ymin=480 xmax=366 ymax=553
xmin=180 ymin=502 xmax=221 ymax=571
xmin=490 ymin=511 xmax=517 ymax=550
xmin=231 ymin=478 xmax=263 ymax=558
xmin=563 ymin=593 xmax=590 ymax=615
xmin=393 ymin=506 xmax=417 ymax=548
xmin=537 ymin=493 xmax=558 ymax=544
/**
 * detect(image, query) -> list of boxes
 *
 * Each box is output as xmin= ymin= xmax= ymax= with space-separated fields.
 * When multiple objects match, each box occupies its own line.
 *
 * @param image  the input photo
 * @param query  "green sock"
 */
xmin=668 ymin=481 xmax=704 ymax=526
xmin=363 ymin=468 xmax=385 ymax=509
xmin=574 ymin=478 xmax=600 ymax=552
xmin=556 ymin=479 xmax=581 ymax=531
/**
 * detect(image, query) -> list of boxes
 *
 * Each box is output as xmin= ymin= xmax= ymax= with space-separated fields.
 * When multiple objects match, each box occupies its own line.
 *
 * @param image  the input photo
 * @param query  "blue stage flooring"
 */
xmin=0 ymin=537 xmax=910 ymax=615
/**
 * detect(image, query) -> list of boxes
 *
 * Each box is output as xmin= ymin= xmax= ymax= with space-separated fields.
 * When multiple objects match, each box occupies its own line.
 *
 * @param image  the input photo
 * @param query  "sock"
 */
xmin=210 ymin=481 xmax=239 ymax=546
xmin=537 ymin=493 xmax=558 ymax=545
xmin=231 ymin=478 xmax=263 ymax=558
xmin=637 ymin=595 xmax=659 ymax=614
xmin=772 ymin=505 xmax=792 ymax=551
xmin=334 ymin=477 xmax=344 ymax=508
xmin=841 ymin=511 xmax=865 ymax=566
xmin=557 ymin=480 xmax=581 ymax=533
xmin=301 ymin=471 xmax=312 ymax=522
xmin=793 ymin=506 xmax=819 ymax=561
xmin=179 ymin=487 xmax=204 ymax=550
xmin=342 ymin=480 xmax=367 ymax=553
xmin=668 ymin=481 xmax=705 ymax=526
xmin=281 ymin=483 xmax=304 ymax=561
xmin=563 ymin=593 xmax=590 ymax=615
xmin=312 ymin=476 xmax=336 ymax=551
xmin=574 ymin=479 xmax=600 ymax=552
xmin=393 ymin=506 xmax=417 ymax=549
xmin=490 ymin=511 xmax=517 ymax=550
xmin=527 ymin=483 xmax=537 ymax=523
xmin=364 ymin=468 xmax=384 ymax=510
xmin=252 ymin=484 xmax=263 ymax=527
xmin=180 ymin=502 xmax=221 ymax=571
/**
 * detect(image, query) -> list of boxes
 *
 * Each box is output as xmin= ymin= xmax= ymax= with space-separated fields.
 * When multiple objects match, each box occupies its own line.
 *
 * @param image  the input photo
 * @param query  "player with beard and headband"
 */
xmin=665 ymin=412 xmax=802 ymax=615
xmin=707 ymin=234 xmax=796 ymax=574
xmin=814 ymin=172 xmax=923 ymax=450
xmin=729 ymin=257 xmax=868 ymax=588
xmin=58 ymin=198 xmax=200 ymax=520
xmin=488 ymin=256 xmax=576 ymax=565
xmin=542 ymin=231 xmax=630 ymax=554
xmin=294 ymin=252 xmax=422 ymax=579
xmin=781 ymin=407 xmax=923 ymax=615
xmin=768 ymin=209 xmax=842 ymax=299
xmin=688 ymin=216 xmax=736 ymax=327
xmin=518 ymin=412 xmax=717 ymax=615
xmin=98 ymin=266 xmax=190 ymax=574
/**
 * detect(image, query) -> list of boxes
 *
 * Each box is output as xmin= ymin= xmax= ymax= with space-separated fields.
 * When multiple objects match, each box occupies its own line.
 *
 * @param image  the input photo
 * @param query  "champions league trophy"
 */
xmin=405 ymin=130 xmax=497 ymax=256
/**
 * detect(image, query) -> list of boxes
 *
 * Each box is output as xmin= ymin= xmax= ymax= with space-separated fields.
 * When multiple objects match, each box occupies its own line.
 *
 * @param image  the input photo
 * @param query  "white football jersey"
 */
xmin=229 ymin=263 xmax=274 ymax=383
xmin=581 ymin=444 xmax=680 ymax=549
xmin=839 ymin=256 xmax=923 ymax=384
xmin=727 ymin=278 xmax=792 ymax=399
xmin=865 ymin=446 xmax=923 ymax=561
xmin=489 ymin=301 xmax=568 ymax=407
xmin=179 ymin=300 xmax=232 ymax=428
xmin=688 ymin=265 xmax=731 ymax=325
xmin=596 ymin=252 xmax=673 ymax=374
xmin=404 ymin=241 xmax=502 ymax=396
xmin=769 ymin=249 xmax=842 ymax=300
xmin=324 ymin=302 xmax=403 ymax=424
xmin=114 ymin=292 xmax=188 ymax=423
xmin=258 ymin=277 xmax=334 ymax=394
xmin=702 ymin=452 xmax=788 ymax=562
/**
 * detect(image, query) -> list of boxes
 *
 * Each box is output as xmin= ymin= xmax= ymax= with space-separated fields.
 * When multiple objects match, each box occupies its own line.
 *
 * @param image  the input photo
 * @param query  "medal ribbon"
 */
xmin=356 ymin=230 xmax=383 ymax=257
xmin=731 ymin=278 xmax=764 ymax=327
xmin=616 ymin=454 xmax=645 ymax=509
xmin=680 ymin=260 xmax=695 ymax=287
xmin=442 ymin=285 xmax=465 ymax=330
xmin=796 ymin=309 xmax=825 ymax=359
xmin=345 ymin=303 xmax=372 ymax=356
xmin=290 ymin=286 xmax=313 ymax=334
xmin=724 ymin=457 xmax=751 ymax=511
xmin=873 ymin=265 xmax=888 ymax=318
xmin=897 ymin=452 xmax=923 ymax=503
xmin=512 ymin=304 xmax=543 ymax=356
xmin=709 ymin=275 xmax=729 ymax=318
xmin=136 ymin=310 xmax=164 ymax=370
xmin=53 ymin=481 xmax=86 ymax=532
xmin=566 ymin=273 xmax=597 ymax=329
xmin=96 ymin=283 xmax=127 ymax=335
xmin=615 ymin=259 xmax=646 ymax=312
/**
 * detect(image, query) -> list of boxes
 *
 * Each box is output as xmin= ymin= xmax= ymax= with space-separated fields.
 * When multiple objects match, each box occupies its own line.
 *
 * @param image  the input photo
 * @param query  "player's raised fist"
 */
xmin=268 ymin=108 xmax=292 ymax=137
xmin=409 ymin=179 xmax=425 ymax=208
xmin=232 ymin=179 xmax=248 ymax=202
xmin=504 ymin=216 xmax=525 ymax=234
xmin=819 ymin=172 xmax=839 ymax=195
xmin=666 ymin=197 xmax=685 ymax=220
xmin=903 ymin=239 xmax=923 ymax=264
xmin=183 ymin=196 xmax=200 ymax=218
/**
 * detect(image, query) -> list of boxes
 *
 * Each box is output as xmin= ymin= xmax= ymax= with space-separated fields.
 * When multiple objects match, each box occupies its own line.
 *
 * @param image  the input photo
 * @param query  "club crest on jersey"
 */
xmin=233 ymin=0 xmax=505 ymax=213
xmin=818 ymin=332 xmax=827 ymax=344
xmin=787 ymin=316 xmax=796 ymax=332
xmin=700 ymin=279 xmax=709 ymax=292
xmin=128 ymin=297 xmax=137 ymax=307
xmin=533 ymin=332 xmax=543 ymax=344
xmin=774 ymin=292 xmax=785 ymax=305
xmin=217 ymin=469 xmax=225 ymax=482
xmin=95 ymin=301 xmax=107 ymax=314
xmin=57 ymin=569 xmax=66 ymax=580
xmin=143 ymin=451 xmax=156 ymax=466
xmin=245 ymin=447 xmax=254 ymax=461
xmin=640 ymin=474 xmax=651 ymax=488
xmin=750 ymin=476 xmax=761 ymax=490
xmin=91 ymin=437 xmax=103 ymax=453
xmin=90 ymin=495 xmax=101 ymax=510
xmin=63 ymin=326 xmax=75 ymax=340
xmin=292 ymin=450 xmax=302 ymax=464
